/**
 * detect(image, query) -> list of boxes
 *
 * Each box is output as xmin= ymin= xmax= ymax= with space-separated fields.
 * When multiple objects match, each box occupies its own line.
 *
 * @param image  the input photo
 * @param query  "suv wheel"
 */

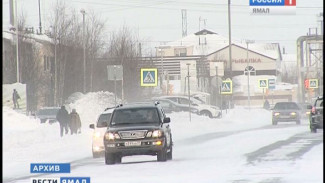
xmin=167 ymin=136 xmax=173 ymax=160
xmin=201 ymin=111 xmax=212 ymax=118
xmin=310 ymin=126 xmax=317 ymax=133
xmin=296 ymin=120 xmax=301 ymax=125
xmin=105 ymin=152 xmax=116 ymax=165
xmin=157 ymin=139 xmax=168 ymax=162
xmin=115 ymin=155 xmax=122 ymax=164
xmin=272 ymin=120 xmax=277 ymax=125
xmin=92 ymin=151 xmax=101 ymax=158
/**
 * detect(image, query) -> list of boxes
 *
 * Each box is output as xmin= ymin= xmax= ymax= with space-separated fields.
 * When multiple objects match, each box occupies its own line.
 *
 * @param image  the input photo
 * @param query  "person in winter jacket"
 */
xmin=263 ymin=99 xmax=270 ymax=110
xmin=56 ymin=106 xmax=70 ymax=137
xmin=69 ymin=109 xmax=82 ymax=134
xmin=12 ymin=89 xmax=20 ymax=109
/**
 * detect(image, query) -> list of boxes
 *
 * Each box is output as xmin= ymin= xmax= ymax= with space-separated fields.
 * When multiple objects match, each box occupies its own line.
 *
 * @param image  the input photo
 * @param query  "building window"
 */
xmin=174 ymin=48 xmax=187 ymax=56
xmin=44 ymin=56 xmax=47 ymax=71
xmin=244 ymin=66 xmax=256 ymax=76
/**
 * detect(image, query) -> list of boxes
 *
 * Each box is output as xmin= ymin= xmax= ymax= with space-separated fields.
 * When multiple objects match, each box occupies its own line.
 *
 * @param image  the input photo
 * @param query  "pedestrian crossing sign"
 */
xmin=141 ymin=68 xmax=158 ymax=86
xmin=258 ymin=79 xmax=268 ymax=88
xmin=309 ymin=79 xmax=318 ymax=88
xmin=221 ymin=80 xmax=232 ymax=94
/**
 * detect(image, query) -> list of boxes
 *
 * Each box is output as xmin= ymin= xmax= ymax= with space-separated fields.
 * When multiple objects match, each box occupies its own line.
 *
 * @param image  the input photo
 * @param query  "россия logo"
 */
xmin=249 ymin=0 xmax=296 ymax=15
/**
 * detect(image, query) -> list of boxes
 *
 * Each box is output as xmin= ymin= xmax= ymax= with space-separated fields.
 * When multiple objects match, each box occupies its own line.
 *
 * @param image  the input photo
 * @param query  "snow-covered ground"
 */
xmin=3 ymin=92 xmax=323 ymax=183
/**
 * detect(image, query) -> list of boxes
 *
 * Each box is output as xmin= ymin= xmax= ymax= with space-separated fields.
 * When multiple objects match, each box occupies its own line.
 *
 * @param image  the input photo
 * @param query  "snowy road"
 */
xmin=3 ymin=93 xmax=323 ymax=183
xmin=6 ymin=121 xmax=323 ymax=183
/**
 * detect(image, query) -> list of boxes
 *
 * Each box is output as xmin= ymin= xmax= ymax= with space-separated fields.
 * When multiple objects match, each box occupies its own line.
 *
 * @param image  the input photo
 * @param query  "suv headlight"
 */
xmin=104 ymin=132 xmax=120 ymax=140
xmin=147 ymin=130 xmax=163 ymax=138
xmin=273 ymin=112 xmax=280 ymax=116
xmin=93 ymin=132 xmax=101 ymax=138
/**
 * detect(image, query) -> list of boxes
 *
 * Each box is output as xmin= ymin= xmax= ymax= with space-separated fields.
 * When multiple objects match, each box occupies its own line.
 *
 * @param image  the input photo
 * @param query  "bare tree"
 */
xmin=105 ymin=26 xmax=142 ymax=102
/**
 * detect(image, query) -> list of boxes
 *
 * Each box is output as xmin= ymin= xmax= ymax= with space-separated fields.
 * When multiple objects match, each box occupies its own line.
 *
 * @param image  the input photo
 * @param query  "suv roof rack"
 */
xmin=116 ymin=104 xmax=123 ymax=108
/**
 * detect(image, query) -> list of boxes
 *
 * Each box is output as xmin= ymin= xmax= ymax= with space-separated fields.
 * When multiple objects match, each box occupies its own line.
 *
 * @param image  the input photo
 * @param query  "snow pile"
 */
xmin=66 ymin=91 xmax=121 ymax=128
xmin=3 ymin=91 xmax=119 ymax=179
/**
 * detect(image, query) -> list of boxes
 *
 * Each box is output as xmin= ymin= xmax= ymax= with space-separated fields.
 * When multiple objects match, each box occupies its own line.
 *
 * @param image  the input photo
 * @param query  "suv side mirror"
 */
xmin=307 ymin=105 xmax=312 ymax=109
xmin=89 ymin=124 xmax=95 ymax=129
xmin=163 ymin=117 xmax=171 ymax=123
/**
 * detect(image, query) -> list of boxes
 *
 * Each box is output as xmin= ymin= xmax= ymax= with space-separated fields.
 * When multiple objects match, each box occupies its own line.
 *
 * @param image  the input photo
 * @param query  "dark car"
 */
xmin=103 ymin=102 xmax=173 ymax=165
xmin=307 ymin=96 xmax=323 ymax=133
xmin=271 ymin=102 xmax=301 ymax=125
xmin=151 ymin=98 xmax=199 ymax=114
xmin=35 ymin=107 xmax=60 ymax=124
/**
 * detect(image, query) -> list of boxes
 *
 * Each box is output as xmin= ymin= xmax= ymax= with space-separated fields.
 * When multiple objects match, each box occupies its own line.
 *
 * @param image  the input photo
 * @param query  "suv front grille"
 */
xmin=118 ymin=130 xmax=147 ymax=139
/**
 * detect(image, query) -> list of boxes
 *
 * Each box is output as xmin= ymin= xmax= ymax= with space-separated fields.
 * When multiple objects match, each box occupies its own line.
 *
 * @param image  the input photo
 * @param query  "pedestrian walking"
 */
xmin=263 ymin=99 xmax=270 ymax=110
xmin=12 ymin=89 xmax=20 ymax=109
xmin=69 ymin=109 xmax=82 ymax=135
xmin=56 ymin=106 xmax=70 ymax=137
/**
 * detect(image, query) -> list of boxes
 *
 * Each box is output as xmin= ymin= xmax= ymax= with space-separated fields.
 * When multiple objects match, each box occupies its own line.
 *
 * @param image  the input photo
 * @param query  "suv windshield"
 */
xmin=111 ymin=108 xmax=159 ymax=126
xmin=97 ymin=113 xmax=112 ymax=128
xmin=274 ymin=102 xmax=300 ymax=110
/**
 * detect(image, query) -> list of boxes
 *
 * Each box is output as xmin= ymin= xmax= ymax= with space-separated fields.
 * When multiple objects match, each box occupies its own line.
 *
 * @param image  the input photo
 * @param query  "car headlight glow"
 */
xmin=290 ymin=112 xmax=296 ymax=116
xmin=274 ymin=112 xmax=280 ymax=116
xmin=152 ymin=130 xmax=163 ymax=138
xmin=93 ymin=132 xmax=101 ymax=138
xmin=105 ymin=132 xmax=117 ymax=140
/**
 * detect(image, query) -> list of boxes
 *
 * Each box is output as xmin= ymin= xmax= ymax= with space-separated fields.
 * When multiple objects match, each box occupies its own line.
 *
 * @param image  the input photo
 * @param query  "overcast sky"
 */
xmin=2 ymin=0 xmax=323 ymax=55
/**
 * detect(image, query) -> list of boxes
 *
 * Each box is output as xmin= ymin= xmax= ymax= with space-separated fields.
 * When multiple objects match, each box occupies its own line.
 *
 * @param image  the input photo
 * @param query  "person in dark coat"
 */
xmin=12 ymin=89 xmax=20 ymax=109
xmin=56 ymin=106 xmax=70 ymax=137
xmin=263 ymin=99 xmax=270 ymax=110
xmin=69 ymin=109 xmax=82 ymax=135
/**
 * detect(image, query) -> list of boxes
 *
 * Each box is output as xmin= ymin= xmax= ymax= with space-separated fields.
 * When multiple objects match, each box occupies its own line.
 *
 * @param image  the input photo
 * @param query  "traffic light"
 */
xmin=304 ymin=79 xmax=309 ymax=89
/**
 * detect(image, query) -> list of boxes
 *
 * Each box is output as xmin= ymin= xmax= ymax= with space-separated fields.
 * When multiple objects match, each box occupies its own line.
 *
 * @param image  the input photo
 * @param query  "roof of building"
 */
xmin=166 ymin=29 xmax=281 ymax=60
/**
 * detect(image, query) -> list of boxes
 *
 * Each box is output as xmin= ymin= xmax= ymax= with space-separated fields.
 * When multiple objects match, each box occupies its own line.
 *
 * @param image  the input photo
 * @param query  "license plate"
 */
xmin=125 ymin=141 xmax=141 ymax=147
xmin=281 ymin=116 xmax=291 ymax=118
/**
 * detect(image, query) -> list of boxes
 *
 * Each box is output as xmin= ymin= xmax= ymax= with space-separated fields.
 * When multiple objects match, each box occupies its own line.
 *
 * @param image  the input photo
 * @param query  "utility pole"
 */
xmin=15 ymin=0 xmax=19 ymax=83
xmin=187 ymin=63 xmax=191 ymax=122
xmin=246 ymin=40 xmax=254 ymax=110
xmin=114 ymin=65 xmax=117 ymax=106
xmin=54 ymin=24 xmax=57 ymax=106
xmin=181 ymin=9 xmax=187 ymax=37
xmin=80 ymin=9 xmax=86 ymax=93
xmin=38 ymin=0 xmax=42 ymax=34
xmin=228 ymin=0 xmax=233 ymax=106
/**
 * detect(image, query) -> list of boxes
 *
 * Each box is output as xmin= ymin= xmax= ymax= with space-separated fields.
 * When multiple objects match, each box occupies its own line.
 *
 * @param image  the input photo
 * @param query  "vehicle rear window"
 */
xmin=97 ymin=113 xmax=112 ymax=128
xmin=111 ymin=108 xmax=159 ymax=126
xmin=274 ymin=103 xmax=300 ymax=110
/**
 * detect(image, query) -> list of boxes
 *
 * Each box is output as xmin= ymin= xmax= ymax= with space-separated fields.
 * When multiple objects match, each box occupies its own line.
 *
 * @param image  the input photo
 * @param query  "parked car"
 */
xmin=103 ymin=102 xmax=173 ymax=164
xmin=298 ymin=102 xmax=312 ymax=119
xmin=307 ymin=96 xmax=323 ymax=133
xmin=154 ymin=95 xmax=221 ymax=118
xmin=89 ymin=108 xmax=115 ymax=158
xmin=150 ymin=98 xmax=199 ymax=114
xmin=271 ymin=102 xmax=301 ymax=125
xmin=35 ymin=107 xmax=60 ymax=124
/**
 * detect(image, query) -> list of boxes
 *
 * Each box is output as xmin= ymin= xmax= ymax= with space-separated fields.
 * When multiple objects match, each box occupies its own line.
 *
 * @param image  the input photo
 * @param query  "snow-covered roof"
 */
xmin=167 ymin=29 xmax=281 ymax=60
xmin=2 ymin=30 xmax=53 ymax=44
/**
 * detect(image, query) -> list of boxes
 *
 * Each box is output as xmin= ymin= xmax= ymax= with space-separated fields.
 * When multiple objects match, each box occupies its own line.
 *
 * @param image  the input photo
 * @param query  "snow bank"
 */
xmin=3 ymin=91 xmax=120 ymax=179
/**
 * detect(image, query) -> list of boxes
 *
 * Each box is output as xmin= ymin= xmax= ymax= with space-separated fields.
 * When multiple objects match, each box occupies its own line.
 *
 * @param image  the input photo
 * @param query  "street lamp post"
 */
xmin=246 ymin=40 xmax=254 ymax=110
xmin=80 ymin=9 xmax=86 ymax=94
xmin=186 ymin=63 xmax=191 ymax=122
